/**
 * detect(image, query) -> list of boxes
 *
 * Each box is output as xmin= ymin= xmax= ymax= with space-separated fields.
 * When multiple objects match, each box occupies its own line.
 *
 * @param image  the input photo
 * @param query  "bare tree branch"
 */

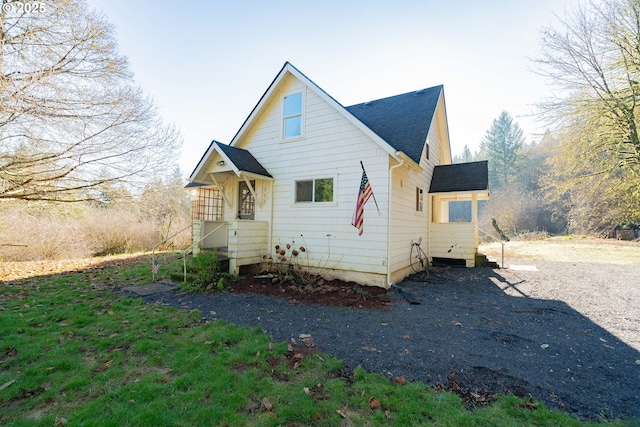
xmin=1 ymin=0 xmax=182 ymax=201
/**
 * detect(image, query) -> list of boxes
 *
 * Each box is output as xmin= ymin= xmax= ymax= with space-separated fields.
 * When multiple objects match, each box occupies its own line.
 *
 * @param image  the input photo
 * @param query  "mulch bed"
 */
xmin=226 ymin=276 xmax=395 ymax=310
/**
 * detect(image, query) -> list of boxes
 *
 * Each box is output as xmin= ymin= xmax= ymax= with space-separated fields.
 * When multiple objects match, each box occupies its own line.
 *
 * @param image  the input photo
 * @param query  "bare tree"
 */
xmin=0 ymin=0 xmax=181 ymax=202
xmin=535 ymin=0 xmax=640 ymax=171
xmin=534 ymin=0 xmax=640 ymax=232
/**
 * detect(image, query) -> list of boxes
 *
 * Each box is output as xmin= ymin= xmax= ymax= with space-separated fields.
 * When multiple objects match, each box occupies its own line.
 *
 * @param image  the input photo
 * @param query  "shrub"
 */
xmin=0 ymin=203 xmax=90 ymax=261
xmin=81 ymin=208 xmax=158 ymax=256
xmin=180 ymin=251 xmax=234 ymax=293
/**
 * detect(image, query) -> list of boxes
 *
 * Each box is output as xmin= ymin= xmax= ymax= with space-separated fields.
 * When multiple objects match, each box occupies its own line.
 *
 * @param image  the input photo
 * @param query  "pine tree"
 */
xmin=478 ymin=111 xmax=526 ymax=189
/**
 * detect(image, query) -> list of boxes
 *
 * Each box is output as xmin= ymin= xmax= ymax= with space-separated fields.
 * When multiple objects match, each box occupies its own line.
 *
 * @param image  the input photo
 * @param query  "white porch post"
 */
xmin=472 ymin=193 xmax=479 ymax=251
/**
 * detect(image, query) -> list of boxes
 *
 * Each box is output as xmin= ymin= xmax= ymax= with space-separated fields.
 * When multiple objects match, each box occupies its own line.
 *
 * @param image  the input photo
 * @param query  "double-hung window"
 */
xmin=295 ymin=178 xmax=333 ymax=203
xmin=283 ymin=92 xmax=303 ymax=139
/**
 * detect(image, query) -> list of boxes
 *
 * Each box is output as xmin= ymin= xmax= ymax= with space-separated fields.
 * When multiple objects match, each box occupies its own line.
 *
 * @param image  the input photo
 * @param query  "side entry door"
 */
xmin=238 ymin=180 xmax=255 ymax=220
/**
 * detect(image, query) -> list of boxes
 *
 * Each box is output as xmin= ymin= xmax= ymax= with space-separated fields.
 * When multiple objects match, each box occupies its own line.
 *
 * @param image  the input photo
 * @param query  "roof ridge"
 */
xmin=346 ymin=84 xmax=444 ymax=108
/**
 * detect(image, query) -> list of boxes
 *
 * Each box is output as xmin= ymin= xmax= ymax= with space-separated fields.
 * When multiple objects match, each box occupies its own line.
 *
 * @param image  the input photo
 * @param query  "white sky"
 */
xmin=86 ymin=0 xmax=575 ymax=177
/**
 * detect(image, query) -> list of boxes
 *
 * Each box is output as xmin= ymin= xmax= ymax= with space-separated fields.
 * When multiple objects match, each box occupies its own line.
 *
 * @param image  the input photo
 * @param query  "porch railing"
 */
xmin=476 ymin=226 xmax=506 ymax=268
xmin=182 ymin=222 xmax=228 ymax=283
xmin=151 ymin=224 xmax=193 ymax=282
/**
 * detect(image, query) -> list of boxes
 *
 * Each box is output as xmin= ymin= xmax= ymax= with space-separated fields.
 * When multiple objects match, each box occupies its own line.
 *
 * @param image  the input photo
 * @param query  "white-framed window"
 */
xmin=416 ymin=187 xmax=424 ymax=212
xmin=294 ymin=177 xmax=334 ymax=203
xmin=283 ymin=92 xmax=303 ymax=139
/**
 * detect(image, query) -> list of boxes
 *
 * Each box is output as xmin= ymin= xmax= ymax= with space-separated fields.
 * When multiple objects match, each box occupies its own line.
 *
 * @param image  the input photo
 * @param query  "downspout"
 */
xmin=387 ymin=156 xmax=404 ymax=288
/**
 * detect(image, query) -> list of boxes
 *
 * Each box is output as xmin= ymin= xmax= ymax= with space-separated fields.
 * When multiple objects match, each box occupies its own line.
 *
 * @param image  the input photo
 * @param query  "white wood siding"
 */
xmin=228 ymin=221 xmax=269 ymax=272
xmin=388 ymin=109 xmax=444 ymax=281
xmin=201 ymin=221 xmax=229 ymax=248
xmin=235 ymin=75 xmax=390 ymax=283
xmin=429 ymin=223 xmax=476 ymax=267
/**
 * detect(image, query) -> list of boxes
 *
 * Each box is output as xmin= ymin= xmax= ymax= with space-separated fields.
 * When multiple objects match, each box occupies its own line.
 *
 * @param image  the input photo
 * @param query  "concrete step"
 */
xmin=475 ymin=253 xmax=500 ymax=268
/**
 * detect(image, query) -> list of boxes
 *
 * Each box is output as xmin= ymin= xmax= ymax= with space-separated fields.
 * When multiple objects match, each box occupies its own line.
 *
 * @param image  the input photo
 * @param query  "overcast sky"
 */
xmin=86 ymin=0 xmax=576 ymax=176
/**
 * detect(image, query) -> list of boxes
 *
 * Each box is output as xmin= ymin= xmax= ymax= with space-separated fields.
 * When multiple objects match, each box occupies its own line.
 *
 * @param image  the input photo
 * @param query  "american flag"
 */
xmin=352 ymin=167 xmax=373 ymax=235
xmin=152 ymin=260 xmax=160 ymax=275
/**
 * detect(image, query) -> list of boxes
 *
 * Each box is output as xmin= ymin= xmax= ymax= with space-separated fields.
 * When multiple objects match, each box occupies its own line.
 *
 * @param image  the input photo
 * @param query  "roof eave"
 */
xmin=213 ymin=142 xmax=242 ymax=176
xmin=395 ymin=151 xmax=422 ymax=173
xmin=212 ymin=142 xmax=273 ymax=180
xmin=238 ymin=171 xmax=274 ymax=181
xmin=437 ymin=90 xmax=453 ymax=165
xmin=229 ymin=62 xmax=293 ymax=147
xmin=230 ymin=62 xmax=402 ymax=160
xmin=429 ymin=190 xmax=489 ymax=199
xmin=188 ymin=139 xmax=219 ymax=182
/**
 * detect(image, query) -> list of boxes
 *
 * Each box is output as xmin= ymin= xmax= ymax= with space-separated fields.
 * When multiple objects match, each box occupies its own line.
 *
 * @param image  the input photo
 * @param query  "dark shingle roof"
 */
xmin=215 ymin=141 xmax=272 ymax=178
xmin=429 ymin=161 xmax=488 ymax=193
xmin=345 ymin=86 xmax=442 ymax=164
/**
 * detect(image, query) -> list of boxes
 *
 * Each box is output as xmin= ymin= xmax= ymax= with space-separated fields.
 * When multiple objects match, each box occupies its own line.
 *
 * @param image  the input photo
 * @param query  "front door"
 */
xmin=238 ymin=181 xmax=255 ymax=220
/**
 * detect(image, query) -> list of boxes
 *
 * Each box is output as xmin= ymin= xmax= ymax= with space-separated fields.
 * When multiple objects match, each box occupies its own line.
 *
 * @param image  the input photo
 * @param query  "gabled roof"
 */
xmin=189 ymin=62 xmax=449 ymax=181
xmin=345 ymin=86 xmax=443 ymax=164
xmin=214 ymin=141 xmax=272 ymax=178
xmin=225 ymin=62 xmax=405 ymax=161
xmin=429 ymin=161 xmax=489 ymax=194
xmin=188 ymin=140 xmax=271 ymax=185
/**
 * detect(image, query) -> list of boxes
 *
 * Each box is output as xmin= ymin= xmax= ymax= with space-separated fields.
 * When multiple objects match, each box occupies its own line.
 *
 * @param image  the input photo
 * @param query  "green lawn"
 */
xmin=0 ymin=254 xmax=630 ymax=426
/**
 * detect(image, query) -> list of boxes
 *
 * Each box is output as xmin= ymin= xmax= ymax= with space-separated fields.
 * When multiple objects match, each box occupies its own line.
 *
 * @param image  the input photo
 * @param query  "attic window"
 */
xmin=283 ymin=92 xmax=303 ymax=139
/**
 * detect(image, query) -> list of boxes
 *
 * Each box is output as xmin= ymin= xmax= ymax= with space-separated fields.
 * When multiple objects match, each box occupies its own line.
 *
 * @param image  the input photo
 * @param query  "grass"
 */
xmin=0 ymin=253 xmax=632 ymax=426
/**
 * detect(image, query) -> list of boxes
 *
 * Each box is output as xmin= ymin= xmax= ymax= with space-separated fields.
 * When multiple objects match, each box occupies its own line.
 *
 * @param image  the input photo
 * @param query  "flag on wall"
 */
xmin=352 ymin=164 xmax=374 ymax=235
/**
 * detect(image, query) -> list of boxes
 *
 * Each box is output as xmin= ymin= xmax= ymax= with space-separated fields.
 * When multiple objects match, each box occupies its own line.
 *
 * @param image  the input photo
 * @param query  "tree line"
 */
xmin=454 ymin=0 xmax=640 ymax=239
xmin=2 ymin=0 xmax=639 ymax=260
xmin=0 ymin=0 xmax=189 ymax=260
xmin=0 ymin=0 xmax=181 ymax=202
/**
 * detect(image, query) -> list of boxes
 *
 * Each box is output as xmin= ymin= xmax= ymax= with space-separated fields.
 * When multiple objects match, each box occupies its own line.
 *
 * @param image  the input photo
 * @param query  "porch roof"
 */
xmin=214 ymin=141 xmax=272 ymax=178
xmin=429 ymin=160 xmax=488 ymax=194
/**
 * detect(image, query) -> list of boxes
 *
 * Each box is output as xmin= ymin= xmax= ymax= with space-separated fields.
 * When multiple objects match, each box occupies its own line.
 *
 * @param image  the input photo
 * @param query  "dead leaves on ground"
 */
xmin=391 ymin=375 xmax=408 ymax=385
xmin=0 ymin=254 xmax=149 ymax=283
xmin=368 ymin=396 xmax=382 ymax=409
xmin=261 ymin=396 xmax=273 ymax=411
xmin=434 ymin=370 xmax=497 ymax=409
xmin=93 ymin=359 xmax=113 ymax=372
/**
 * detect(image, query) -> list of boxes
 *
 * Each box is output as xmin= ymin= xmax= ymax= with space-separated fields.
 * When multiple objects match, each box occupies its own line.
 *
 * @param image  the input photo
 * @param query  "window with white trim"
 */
xmin=283 ymin=92 xmax=303 ymax=139
xmin=295 ymin=178 xmax=333 ymax=203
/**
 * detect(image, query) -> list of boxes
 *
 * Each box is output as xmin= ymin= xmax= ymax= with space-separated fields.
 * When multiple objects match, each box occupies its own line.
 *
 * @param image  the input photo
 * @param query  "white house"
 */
xmin=187 ymin=62 xmax=489 ymax=288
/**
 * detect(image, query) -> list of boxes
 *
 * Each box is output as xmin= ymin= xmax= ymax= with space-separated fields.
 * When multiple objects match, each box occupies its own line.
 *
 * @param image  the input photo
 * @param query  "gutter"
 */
xmin=387 ymin=155 xmax=405 ymax=288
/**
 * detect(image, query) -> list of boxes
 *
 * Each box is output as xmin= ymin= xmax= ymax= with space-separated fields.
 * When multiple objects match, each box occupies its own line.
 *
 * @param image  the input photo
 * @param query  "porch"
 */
xmin=429 ymin=222 xmax=477 ymax=267
xmin=428 ymin=161 xmax=490 ymax=267
xmin=192 ymin=220 xmax=269 ymax=274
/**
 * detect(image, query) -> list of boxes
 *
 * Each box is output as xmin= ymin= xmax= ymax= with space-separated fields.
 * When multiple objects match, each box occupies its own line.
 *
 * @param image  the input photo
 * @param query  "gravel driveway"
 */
xmin=135 ymin=260 xmax=640 ymax=420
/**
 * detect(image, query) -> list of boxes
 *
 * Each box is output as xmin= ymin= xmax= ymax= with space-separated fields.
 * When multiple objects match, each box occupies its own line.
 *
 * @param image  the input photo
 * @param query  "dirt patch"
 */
xmin=0 ymin=253 xmax=153 ymax=283
xmin=480 ymin=236 xmax=640 ymax=265
xmin=226 ymin=276 xmax=395 ymax=310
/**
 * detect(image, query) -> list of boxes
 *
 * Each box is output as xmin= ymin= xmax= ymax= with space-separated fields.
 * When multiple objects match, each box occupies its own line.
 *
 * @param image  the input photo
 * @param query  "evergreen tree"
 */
xmin=478 ymin=111 xmax=527 ymax=189
xmin=453 ymin=144 xmax=475 ymax=164
xmin=461 ymin=145 xmax=474 ymax=162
